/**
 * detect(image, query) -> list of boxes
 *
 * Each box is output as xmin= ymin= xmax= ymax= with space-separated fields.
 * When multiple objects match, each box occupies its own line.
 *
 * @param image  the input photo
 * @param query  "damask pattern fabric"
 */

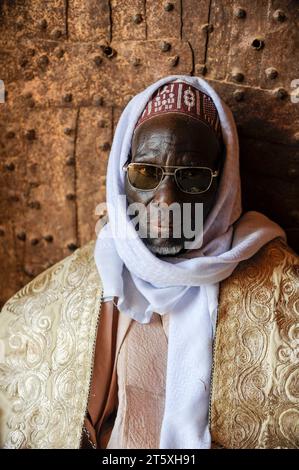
xmin=210 ymin=237 xmax=299 ymax=448
xmin=0 ymin=242 xmax=102 ymax=449
xmin=0 ymin=237 xmax=298 ymax=448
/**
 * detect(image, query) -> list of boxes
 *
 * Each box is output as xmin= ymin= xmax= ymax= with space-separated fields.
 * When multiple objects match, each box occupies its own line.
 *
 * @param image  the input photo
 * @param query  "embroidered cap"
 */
xmin=134 ymin=81 xmax=223 ymax=146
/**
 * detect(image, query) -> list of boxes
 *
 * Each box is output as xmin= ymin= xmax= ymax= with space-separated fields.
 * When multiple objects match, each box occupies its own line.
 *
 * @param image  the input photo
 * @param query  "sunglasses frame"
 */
xmin=123 ymin=161 xmax=219 ymax=195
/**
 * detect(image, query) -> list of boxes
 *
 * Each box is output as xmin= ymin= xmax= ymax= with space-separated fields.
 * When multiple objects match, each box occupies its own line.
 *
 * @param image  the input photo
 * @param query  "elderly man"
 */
xmin=0 ymin=76 xmax=298 ymax=449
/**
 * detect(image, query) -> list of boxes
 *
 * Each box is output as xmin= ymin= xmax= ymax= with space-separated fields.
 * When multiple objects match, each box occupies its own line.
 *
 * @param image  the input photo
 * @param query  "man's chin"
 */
xmin=143 ymin=238 xmax=185 ymax=256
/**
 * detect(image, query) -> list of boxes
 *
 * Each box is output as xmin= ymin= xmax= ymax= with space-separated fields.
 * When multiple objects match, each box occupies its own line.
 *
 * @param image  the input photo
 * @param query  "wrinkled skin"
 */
xmin=124 ymin=113 xmax=224 ymax=256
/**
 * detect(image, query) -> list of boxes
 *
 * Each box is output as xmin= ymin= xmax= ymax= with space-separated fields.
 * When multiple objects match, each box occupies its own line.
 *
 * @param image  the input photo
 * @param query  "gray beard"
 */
xmin=137 ymin=211 xmax=185 ymax=256
xmin=144 ymin=240 xmax=184 ymax=256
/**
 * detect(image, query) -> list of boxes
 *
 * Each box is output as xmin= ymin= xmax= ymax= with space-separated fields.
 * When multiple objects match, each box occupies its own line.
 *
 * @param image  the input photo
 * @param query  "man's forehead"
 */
xmin=132 ymin=114 xmax=220 ymax=151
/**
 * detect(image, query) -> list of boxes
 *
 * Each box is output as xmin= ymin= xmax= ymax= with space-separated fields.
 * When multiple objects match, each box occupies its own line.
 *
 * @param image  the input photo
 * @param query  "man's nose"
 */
xmin=152 ymin=174 xmax=180 ymax=206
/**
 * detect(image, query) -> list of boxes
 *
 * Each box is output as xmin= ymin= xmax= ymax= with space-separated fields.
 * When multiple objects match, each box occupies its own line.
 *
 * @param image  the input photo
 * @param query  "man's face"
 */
xmin=125 ymin=113 xmax=223 ymax=256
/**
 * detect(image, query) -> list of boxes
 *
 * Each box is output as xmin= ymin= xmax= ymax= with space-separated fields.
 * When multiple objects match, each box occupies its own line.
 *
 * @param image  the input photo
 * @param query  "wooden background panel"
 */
xmin=0 ymin=48 xmax=23 ymax=84
xmin=206 ymin=0 xmax=299 ymax=96
xmin=0 ymin=222 xmax=19 ymax=307
xmin=0 ymin=0 xmax=298 ymax=307
xmin=0 ymin=106 xmax=78 ymax=303
xmin=240 ymin=138 xmax=299 ymax=182
xmin=205 ymin=0 xmax=234 ymax=81
xmin=0 ymin=109 xmax=27 ymax=305
xmin=240 ymin=138 xmax=299 ymax=227
xmin=146 ymin=0 xmax=181 ymax=39
xmin=112 ymin=39 xmax=193 ymax=102
xmin=0 ymin=109 xmax=27 ymax=223
xmin=76 ymin=106 xmax=113 ymax=245
xmin=260 ymin=0 xmax=299 ymax=90
xmin=260 ymin=0 xmax=299 ymax=91
xmin=111 ymin=0 xmax=146 ymax=41
xmin=182 ymin=0 xmax=210 ymax=70
xmin=207 ymin=80 xmax=299 ymax=146
xmin=0 ymin=38 xmax=192 ymax=110
xmin=68 ymin=0 xmax=111 ymax=42
xmin=226 ymin=0 xmax=270 ymax=88
xmin=22 ymin=108 xmax=78 ymax=279
xmin=0 ymin=0 xmax=66 ymax=43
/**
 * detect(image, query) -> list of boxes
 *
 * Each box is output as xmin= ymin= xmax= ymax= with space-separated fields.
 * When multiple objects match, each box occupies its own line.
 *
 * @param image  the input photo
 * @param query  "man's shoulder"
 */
xmin=0 ymin=239 xmax=102 ymax=449
xmin=212 ymin=237 xmax=299 ymax=449
xmin=218 ymin=235 xmax=299 ymax=323
xmin=0 ymin=239 xmax=100 ymax=320
xmin=223 ymin=236 xmax=298 ymax=289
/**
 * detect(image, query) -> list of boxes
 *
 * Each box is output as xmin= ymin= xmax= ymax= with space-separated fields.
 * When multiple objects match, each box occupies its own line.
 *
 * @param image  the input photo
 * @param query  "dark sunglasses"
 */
xmin=123 ymin=162 xmax=219 ymax=195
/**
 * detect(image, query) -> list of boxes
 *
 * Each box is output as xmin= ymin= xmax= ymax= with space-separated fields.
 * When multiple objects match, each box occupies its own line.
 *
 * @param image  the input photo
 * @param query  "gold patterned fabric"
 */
xmin=210 ymin=238 xmax=299 ymax=448
xmin=0 ymin=241 xmax=102 ymax=449
xmin=0 ymin=236 xmax=298 ymax=448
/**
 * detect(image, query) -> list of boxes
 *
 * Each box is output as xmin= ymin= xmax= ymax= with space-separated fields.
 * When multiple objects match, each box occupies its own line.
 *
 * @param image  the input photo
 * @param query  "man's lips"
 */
xmin=147 ymin=222 xmax=174 ymax=232
xmin=151 ymin=223 xmax=173 ymax=229
xmin=137 ymin=214 xmax=176 ymax=233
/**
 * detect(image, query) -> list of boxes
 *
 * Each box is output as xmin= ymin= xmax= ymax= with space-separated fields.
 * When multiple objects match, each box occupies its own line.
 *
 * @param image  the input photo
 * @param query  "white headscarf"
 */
xmin=94 ymin=75 xmax=286 ymax=449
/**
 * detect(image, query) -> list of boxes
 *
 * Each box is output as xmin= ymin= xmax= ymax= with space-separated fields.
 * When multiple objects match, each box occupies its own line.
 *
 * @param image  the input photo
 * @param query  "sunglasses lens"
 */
xmin=127 ymin=164 xmax=163 ymax=190
xmin=176 ymin=168 xmax=212 ymax=194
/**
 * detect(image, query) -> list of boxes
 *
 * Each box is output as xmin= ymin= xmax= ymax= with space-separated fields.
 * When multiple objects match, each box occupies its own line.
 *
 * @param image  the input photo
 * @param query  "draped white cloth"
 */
xmin=94 ymin=75 xmax=286 ymax=449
